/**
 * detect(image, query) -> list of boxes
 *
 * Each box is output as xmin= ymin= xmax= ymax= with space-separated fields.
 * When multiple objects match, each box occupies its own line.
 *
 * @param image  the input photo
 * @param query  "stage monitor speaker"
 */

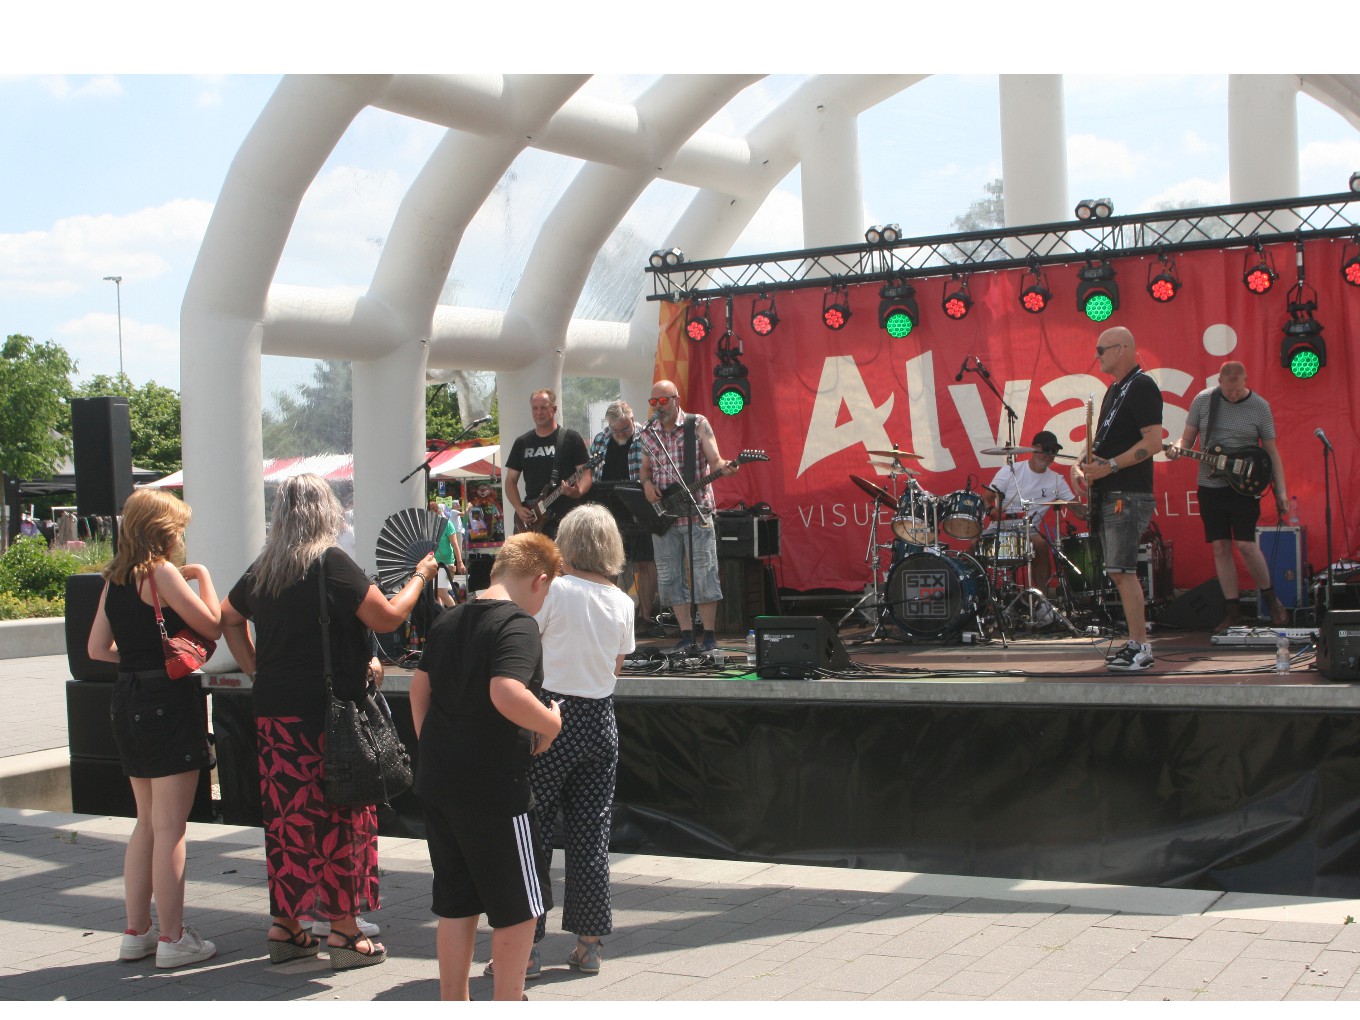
xmin=1317 ymin=609 xmax=1360 ymax=681
xmin=71 ymin=396 xmax=133 ymax=518
xmin=66 ymin=573 xmax=117 ymax=681
xmin=1154 ymin=577 xmax=1225 ymax=631
xmin=755 ymin=615 xmax=851 ymax=679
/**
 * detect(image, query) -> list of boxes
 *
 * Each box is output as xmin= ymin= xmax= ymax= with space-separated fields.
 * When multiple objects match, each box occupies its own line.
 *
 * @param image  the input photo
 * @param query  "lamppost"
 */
xmin=102 ymin=275 xmax=123 ymax=377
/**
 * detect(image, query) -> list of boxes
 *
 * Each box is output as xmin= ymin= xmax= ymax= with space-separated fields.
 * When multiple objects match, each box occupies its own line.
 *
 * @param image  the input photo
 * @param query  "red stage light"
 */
xmin=1242 ymin=245 xmax=1276 ymax=295
xmin=751 ymin=293 xmax=779 ymax=335
xmin=822 ymin=285 xmax=851 ymax=330
xmin=941 ymin=276 xmax=971 ymax=320
xmin=1018 ymin=260 xmax=1050 ymax=314
xmin=685 ymin=300 xmax=712 ymax=342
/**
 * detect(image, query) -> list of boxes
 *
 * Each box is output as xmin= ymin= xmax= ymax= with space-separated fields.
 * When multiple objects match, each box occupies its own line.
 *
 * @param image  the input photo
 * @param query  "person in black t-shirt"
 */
xmin=410 ymin=532 xmax=565 ymax=1002
xmin=1071 ymin=327 xmax=1164 ymax=673
xmin=220 ymin=474 xmax=437 ymax=970
xmin=503 ymin=388 xmax=591 ymax=538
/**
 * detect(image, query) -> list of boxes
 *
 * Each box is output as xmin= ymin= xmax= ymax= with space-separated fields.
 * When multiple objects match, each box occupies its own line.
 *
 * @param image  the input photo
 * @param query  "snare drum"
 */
xmin=886 ymin=550 xmax=989 ymax=640
xmin=892 ymin=486 xmax=938 ymax=545
xmin=939 ymin=489 xmax=986 ymax=540
xmin=976 ymin=525 xmax=1033 ymax=565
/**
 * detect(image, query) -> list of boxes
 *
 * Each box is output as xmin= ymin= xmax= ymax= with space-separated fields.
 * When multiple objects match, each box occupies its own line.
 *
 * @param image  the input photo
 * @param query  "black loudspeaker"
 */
xmin=66 ymin=573 xmax=117 ymax=681
xmin=715 ymin=513 xmax=781 ymax=559
xmin=71 ymin=396 xmax=133 ymax=518
xmin=755 ymin=615 xmax=851 ymax=679
xmin=1317 ymin=610 xmax=1360 ymax=681
xmin=1154 ymin=577 xmax=1225 ymax=631
xmin=717 ymin=557 xmax=777 ymax=634
xmin=467 ymin=552 xmax=494 ymax=594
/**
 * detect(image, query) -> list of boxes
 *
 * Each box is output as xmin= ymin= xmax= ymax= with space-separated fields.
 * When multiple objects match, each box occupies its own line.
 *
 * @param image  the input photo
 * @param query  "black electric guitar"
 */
xmin=525 ymin=452 xmax=605 ymax=532
xmin=646 ymin=450 xmax=769 ymax=535
xmin=1163 ymin=442 xmax=1273 ymax=498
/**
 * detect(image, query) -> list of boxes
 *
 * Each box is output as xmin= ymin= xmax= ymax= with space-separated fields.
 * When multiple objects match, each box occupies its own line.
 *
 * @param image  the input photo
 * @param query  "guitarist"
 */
xmin=503 ymin=388 xmax=592 ymax=540
xmin=638 ymin=379 xmax=741 ymax=655
xmin=1166 ymin=361 xmax=1290 ymax=631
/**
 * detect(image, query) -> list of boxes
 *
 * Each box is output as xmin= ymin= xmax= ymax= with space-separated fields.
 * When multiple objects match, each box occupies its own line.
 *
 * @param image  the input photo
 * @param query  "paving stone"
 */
xmin=1329 ymin=925 xmax=1360 ymax=953
xmin=1301 ymin=949 xmax=1360 ymax=987
xmin=1238 ymin=938 xmax=1325 ymax=963
xmin=1209 ymin=917 xmax=1272 ymax=934
xmin=1155 ymin=916 xmax=1220 ymax=940
xmin=1284 ymin=984 xmax=1341 ymax=1000
xmin=1124 ymin=985 xmax=1199 ymax=1000
xmin=1173 ymin=929 xmax=1257 ymax=963
xmin=1208 ymin=956 xmax=1309 ymax=991
xmin=991 ymin=969 xmax=1100 ymax=1000
xmin=949 ymin=925 xmax=1022 ymax=957
xmin=1087 ymin=967 xmax=1146 ymax=993
xmin=933 ymin=967 xmax=1012 ymax=997
xmin=1261 ymin=921 xmax=1344 ymax=944
xmin=1094 ymin=913 xmax=1181 ymax=932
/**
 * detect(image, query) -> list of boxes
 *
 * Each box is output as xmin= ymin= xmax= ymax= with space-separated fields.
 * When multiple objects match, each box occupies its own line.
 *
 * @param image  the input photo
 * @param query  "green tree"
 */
xmin=947 ymin=178 xmax=1005 ymax=265
xmin=262 ymin=359 xmax=353 ymax=457
xmin=0 ymin=333 xmax=75 ymax=484
xmin=69 ymin=373 xmax=183 ymax=475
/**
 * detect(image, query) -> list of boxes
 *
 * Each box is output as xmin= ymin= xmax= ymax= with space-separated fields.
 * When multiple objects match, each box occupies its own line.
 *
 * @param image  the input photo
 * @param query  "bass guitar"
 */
xmin=645 ymin=450 xmax=769 ymax=536
xmin=1162 ymin=442 xmax=1273 ymax=498
xmin=525 ymin=452 xmax=605 ymax=532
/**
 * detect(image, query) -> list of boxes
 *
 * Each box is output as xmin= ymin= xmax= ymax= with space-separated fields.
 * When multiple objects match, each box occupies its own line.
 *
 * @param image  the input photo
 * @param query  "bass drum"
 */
xmin=886 ymin=550 xmax=989 ymax=640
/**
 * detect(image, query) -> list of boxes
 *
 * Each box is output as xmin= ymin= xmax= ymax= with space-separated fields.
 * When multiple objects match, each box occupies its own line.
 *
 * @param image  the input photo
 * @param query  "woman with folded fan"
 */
xmin=220 ymin=474 xmax=438 ymax=970
xmin=87 ymin=488 xmax=222 ymax=970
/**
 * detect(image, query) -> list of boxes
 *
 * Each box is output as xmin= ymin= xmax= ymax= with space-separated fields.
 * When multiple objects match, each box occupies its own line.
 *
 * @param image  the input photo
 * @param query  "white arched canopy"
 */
xmin=181 ymin=73 xmax=1360 ymax=668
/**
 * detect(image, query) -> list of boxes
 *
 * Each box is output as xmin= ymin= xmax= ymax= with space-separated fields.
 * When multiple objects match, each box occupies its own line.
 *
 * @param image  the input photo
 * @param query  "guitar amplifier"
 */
xmin=1257 ymin=526 xmax=1308 ymax=610
xmin=715 ymin=513 xmax=780 ymax=559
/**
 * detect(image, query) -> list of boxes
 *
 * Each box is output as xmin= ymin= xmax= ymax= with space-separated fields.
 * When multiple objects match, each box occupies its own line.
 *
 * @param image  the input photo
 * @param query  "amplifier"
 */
xmin=754 ymin=615 xmax=850 ymax=679
xmin=1257 ymin=525 xmax=1308 ymax=610
xmin=1317 ymin=609 xmax=1360 ymax=681
xmin=715 ymin=513 xmax=780 ymax=559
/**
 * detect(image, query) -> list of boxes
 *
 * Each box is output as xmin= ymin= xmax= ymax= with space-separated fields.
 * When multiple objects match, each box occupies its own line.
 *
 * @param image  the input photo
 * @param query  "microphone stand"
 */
xmin=1323 ymin=437 xmax=1334 ymax=618
xmin=398 ymin=416 xmax=493 ymax=491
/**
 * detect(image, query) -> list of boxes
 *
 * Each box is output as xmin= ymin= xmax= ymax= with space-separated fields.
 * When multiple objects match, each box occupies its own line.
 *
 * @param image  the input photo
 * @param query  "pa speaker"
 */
xmin=1317 ymin=609 xmax=1360 ymax=681
xmin=1154 ymin=577 xmax=1225 ymax=631
xmin=754 ymin=615 xmax=851 ymax=679
xmin=66 ymin=573 xmax=117 ymax=681
xmin=71 ymin=396 xmax=133 ymax=517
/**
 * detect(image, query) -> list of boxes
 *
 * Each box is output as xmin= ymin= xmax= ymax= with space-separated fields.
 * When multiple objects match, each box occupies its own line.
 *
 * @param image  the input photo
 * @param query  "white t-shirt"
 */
xmin=987 ymin=461 xmax=1075 ymax=533
xmin=535 ymin=573 xmax=636 ymax=699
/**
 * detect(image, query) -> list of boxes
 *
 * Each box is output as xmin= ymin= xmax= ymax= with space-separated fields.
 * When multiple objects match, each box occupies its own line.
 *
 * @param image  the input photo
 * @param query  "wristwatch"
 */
xmin=1105 ymin=457 xmax=1120 ymax=473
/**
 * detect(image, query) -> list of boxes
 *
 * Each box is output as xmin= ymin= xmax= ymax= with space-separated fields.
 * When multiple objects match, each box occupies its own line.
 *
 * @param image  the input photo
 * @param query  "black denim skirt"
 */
xmin=110 ymin=670 xmax=215 ymax=778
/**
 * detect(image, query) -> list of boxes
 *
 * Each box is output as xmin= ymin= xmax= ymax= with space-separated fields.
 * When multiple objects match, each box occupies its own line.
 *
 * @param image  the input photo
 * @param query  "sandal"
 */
xmin=267 ymin=923 xmax=321 ymax=965
xmin=327 ymin=929 xmax=387 ymax=971
xmin=567 ymin=937 xmax=602 ymax=974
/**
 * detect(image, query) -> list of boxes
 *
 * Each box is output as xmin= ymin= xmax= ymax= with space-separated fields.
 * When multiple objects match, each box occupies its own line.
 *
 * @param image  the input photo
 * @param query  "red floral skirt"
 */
xmin=257 ymin=716 xmax=380 ymax=921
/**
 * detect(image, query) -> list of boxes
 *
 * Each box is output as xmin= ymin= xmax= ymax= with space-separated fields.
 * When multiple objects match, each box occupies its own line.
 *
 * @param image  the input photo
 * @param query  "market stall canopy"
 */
xmin=145 ymin=453 xmax=355 ymax=489
xmin=427 ymin=444 xmax=501 ymax=480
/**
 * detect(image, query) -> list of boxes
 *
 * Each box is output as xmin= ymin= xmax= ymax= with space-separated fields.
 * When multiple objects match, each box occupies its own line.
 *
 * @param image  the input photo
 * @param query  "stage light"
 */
xmin=750 ymin=292 xmax=779 ymax=336
xmin=1350 ymin=171 xmax=1360 ymax=194
xmin=1243 ymin=244 xmax=1277 ymax=294
xmin=1018 ymin=260 xmax=1051 ymax=314
xmin=685 ymin=300 xmax=712 ymax=342
xmin=822 ymin=285 xmax=852 ymax=330
xmin=713 ymin=335 xmax=750 ymax=415
xmin=1280 ymin=289 xmax=1326 ymax=380
xmin=650 ymin=247 xmax=684 ymax=269
xmin=941 ymin=275 xmax=972 ymax=320
xmin=1076 ymin=261 xmax=1120 ymax=321
xmin=1146 ymin=254 xmax=1180 ymax=303
xmin=1075 ymin=198 xmax=1114 ymax=221
xmin=865 ymin=224 xmax=901 ymax=245
xmin=878 ymin=276 xmax=919 ymax=338
xmin=1342 ymin=238 xmax=1360 ymax=287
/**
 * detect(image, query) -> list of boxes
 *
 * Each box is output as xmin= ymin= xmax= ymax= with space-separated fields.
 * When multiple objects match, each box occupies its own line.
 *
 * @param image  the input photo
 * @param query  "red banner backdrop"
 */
xmin=658 ymin=238 xmax=1360 ymax=593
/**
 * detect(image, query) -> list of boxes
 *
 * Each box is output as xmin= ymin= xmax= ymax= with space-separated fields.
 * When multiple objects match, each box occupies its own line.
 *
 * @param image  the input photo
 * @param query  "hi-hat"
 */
xmin=1035 ymin=499 xmax=1084 ymax=508
xmin=849 ymin=474 xmax=897 ymax=510
xmin=981 ymin=445 xmax=1037 ymax=456
xmin=865 ymin=449 xmax=923 ymax=460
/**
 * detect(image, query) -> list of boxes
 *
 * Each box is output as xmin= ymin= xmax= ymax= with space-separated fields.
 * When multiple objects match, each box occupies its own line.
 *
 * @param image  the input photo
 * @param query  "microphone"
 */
xmin=468 ymin=415 xmax=493 ymax=429
xmin=974 ymin=357 xmax=991 ymax=379
xmin=955 ymin=356 xmax=971 ymax=382
xmin=1316 ymin=428 xmax=1334 ymax=452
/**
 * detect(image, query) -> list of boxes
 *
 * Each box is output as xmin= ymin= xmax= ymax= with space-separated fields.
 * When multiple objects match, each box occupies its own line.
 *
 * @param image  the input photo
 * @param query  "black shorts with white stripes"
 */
xmin=423 ymin=800 xmax=552 ymax=929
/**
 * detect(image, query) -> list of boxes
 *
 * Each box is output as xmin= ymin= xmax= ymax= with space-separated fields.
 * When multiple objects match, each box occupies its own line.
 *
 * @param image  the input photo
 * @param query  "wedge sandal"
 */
xmin=267 ymin=924 xmax=321 ymax=965
xmin=327 ymin=930 xmax=387 ymax=971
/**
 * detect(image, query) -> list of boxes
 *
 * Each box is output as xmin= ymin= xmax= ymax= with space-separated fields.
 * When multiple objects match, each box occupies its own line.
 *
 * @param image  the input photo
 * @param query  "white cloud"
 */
xmin=57 ymin=312 xmax=181 ymax=385
xmin=33 ymin=75 xmax=122 ymax=100
xmin=1181 ymin=130 xmax=1212 ymax=155
xmin=1067 ymin=134 xmax=1139 ymax=179
xmin=1143 ymin=176 xmax=1230 ymax=209
xmin=1300 ymin=138 xmax=1360 ymax=173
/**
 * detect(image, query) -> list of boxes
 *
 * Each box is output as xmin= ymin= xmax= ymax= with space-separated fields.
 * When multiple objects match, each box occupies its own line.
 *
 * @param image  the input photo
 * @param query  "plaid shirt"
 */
xmin=639 ymin=410 xmax=715 ymax=519
xmin=590 ymin=426 xmax=644 ymax=482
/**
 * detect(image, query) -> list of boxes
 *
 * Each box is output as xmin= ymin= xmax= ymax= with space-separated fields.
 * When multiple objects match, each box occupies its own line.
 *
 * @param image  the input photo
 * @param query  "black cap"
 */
xmin=1031 ymin=430 xmax=1063 ymax=453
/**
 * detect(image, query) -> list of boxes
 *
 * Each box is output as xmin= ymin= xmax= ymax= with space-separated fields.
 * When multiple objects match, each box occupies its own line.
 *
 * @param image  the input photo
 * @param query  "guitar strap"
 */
xmin=1204 ymin=388 xmax=1222 ymax=450
xmin=682 ymin=413 xmax=698 ymax=488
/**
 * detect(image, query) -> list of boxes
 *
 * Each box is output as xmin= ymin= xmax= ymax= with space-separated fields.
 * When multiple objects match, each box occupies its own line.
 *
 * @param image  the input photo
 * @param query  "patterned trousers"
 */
xmin=530 ymin=694 xmax=617 ymax=940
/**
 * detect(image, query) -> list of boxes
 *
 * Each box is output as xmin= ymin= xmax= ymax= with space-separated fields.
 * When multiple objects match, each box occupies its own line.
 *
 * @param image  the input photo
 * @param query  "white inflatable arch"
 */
xmin=180 ymin=73 xmax=1360 ymax=654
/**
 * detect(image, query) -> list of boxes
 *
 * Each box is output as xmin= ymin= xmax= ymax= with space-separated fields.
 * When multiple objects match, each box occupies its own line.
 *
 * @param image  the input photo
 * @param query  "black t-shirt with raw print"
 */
xmin=507 ymin=425 xmax=589 ymax=519
xmin=415 ymin=599 xmax=544 ymax=816
xmin=227 ymin=546 xmax=374 ymax=721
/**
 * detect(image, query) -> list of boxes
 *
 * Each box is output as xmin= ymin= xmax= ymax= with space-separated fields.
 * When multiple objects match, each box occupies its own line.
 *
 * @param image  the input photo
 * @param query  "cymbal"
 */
xmin=865 ymin=449 xmax=923 ymax=460
xmin=1034 ymin=499 xmax=1083 ymax=507
xmin=868 ymin=458 xmax=919 ymax=476
xmin=981 ymin=445 xmax=1037 ymax=456
xmin=849 ymin=474 xmax=897 ymax=511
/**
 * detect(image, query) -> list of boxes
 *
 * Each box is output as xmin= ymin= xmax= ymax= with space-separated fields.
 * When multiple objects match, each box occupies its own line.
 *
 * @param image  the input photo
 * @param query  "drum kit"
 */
xmin=839 ymin=444 xmax=1130 ymax=645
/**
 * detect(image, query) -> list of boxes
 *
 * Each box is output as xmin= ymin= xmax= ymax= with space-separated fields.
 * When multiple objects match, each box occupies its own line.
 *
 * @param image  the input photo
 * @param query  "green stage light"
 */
xmin=1076 ymin=261 xmax=1119 ymax=322
xmin=878 ymin=277 xmax=918 ymax=338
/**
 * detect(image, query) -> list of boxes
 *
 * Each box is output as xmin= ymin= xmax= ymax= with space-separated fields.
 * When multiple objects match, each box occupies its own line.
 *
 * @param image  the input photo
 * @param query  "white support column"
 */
xmin=797 ymin=99 xmax=864 ymax=247
xmin=1229 ymin=75 xmax=1301 ymax=203
xmin=999 ymin=75 xmax=1070 ymax=228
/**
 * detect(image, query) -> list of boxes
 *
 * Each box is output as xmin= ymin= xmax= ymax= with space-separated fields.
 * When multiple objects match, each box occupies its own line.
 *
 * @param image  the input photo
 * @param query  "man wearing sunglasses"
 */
xmin=638 ymin=380 xmax=741 ymax=654
xmin=1071 ymin=326 xmax=1164 ymax=673
xmin=503 ymin=389 xmax=592 ymax=540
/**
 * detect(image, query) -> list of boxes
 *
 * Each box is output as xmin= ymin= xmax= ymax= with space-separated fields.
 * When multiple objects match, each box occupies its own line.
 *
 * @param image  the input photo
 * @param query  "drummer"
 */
xmin=977 ymin=430 xmax=1086 ymax=592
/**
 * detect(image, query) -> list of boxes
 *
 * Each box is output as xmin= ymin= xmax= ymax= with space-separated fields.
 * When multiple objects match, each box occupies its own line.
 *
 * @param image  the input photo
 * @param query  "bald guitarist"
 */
xmin=1166 ymin=361 xmax=1290 ymax=632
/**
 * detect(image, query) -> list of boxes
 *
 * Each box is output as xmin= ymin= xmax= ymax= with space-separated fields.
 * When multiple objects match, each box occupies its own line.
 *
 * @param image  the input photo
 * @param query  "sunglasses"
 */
xmin=648 ymin=396 xmax=673 ymax=406
xmin=1095 ymin=342 xmax=1124 ymax=355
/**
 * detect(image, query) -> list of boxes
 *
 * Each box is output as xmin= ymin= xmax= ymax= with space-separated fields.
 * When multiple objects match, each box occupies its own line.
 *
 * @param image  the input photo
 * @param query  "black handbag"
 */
xmin=318 ymin=557 xmax=413 ymax=808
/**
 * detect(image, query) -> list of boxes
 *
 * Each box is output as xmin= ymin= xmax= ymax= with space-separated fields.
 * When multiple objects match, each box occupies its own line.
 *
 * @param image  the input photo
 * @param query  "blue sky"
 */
xmin=6 ymin=8 xmax=1358 ymax=409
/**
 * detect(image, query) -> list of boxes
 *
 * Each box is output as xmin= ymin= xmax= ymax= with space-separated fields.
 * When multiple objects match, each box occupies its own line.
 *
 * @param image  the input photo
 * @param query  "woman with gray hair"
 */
xmin=220 ymin=475 xmax=438 ymax=970
xmin=493 ymin=503 xmax=635 ymax=979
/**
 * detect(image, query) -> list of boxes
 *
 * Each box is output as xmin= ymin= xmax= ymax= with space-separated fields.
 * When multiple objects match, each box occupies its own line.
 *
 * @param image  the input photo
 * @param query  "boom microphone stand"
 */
xmin=398 ymin=414 xmax=494 ymax=490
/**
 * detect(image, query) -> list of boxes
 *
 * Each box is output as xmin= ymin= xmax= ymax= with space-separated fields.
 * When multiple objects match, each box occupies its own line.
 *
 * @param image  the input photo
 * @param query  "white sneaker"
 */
xmin=119 ymin=925 xmax=159 ymax=961
xmin=155 ymin=924 xmax=216 ymax=969
xmin=312 ymin=916 xmax=379 ymax=938
xmin=1107 ymin=641 xmax=1155 ymax=673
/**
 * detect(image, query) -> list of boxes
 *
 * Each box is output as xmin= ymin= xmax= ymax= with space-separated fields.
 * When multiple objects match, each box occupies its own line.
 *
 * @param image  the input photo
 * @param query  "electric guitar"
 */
xmin=1163 ymin=442 xmax=1273 ymax=498
xmin=525 ymin=452 xmax=605 ymax=531
xmin=645 ymin=450 xmax=769 ymax=535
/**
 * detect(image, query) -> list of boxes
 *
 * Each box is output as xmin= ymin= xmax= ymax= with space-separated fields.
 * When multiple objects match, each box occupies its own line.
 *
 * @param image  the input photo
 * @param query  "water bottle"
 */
xmin=746 ymin=629 xmax=758 ymax=668
xmin=1275 ymin=632 xmax=1291 ymax=674
xmin=1288 ymin=496 xmax=1300 ymax=526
